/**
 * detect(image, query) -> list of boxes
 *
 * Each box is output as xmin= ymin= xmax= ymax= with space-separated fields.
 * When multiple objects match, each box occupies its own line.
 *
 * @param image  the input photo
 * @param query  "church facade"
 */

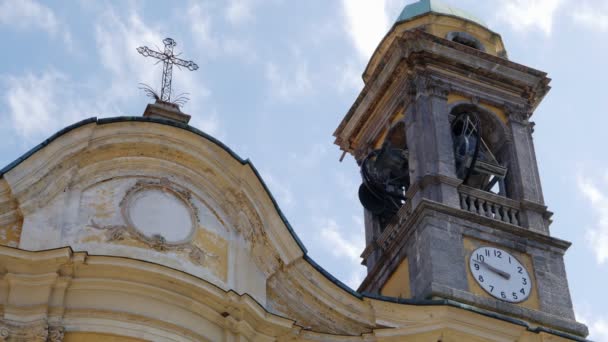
xmin=0 ymin=1 xmax=590 ymax=341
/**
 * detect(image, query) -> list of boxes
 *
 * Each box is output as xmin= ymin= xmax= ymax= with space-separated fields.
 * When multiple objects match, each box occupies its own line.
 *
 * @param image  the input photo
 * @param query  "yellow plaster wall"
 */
xmin=463 ymin=236 xmax=540 ymax=310
xmin=380 ymin=257 xmax=411 ymax=298
xmin=0 ymin=222 xmax=21 ymax=247
xmin=447 ymin=93 xmax=508 ymax=124
xmin=0 ymin=179 xmax=22 ymax=247
xmin=373 ymin=108 xmax=405 ymax=149
xmin=379 ymin=329 xmax=491 ymax=342
xmin=192 ymin=226 xmax=229 ymax=281
xmin=394 ymin=14 xmax=506 ymax=57
xmin=64 ymin=332 xmax=148 ymax=342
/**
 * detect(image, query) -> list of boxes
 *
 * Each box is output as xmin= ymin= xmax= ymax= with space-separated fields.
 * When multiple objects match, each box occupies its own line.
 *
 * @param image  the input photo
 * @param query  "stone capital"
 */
xmin=504 ymin=104 xmax=532 ymax=125
xmin=409 ymin=72 xmax=451 ymax=100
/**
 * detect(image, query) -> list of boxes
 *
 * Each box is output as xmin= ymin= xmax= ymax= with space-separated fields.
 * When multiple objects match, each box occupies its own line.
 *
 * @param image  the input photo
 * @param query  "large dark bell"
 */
xmin=358 ymin=184 xmax=386 ymax=215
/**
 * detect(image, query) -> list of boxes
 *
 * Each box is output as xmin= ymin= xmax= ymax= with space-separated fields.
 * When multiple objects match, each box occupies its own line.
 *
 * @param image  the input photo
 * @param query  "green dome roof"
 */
xmin=396 ymin=0 xmax=487 ymax=28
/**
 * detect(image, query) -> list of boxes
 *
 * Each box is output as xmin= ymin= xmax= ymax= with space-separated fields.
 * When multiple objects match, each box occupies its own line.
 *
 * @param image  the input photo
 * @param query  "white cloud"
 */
xmin=188 ymin=2 xmax=220 ymax=54
xmin=2 ymin=71 xmax=89 ymax=140
xmin=335 ymin=60 xmax=364 ymax=93
xmin=496 ymin=0 xmax=564 ymax=35
xmin=187 ymin=2 xmax=258 ymax=63
xmin=95 ymin=9 xmax=164 ymax=103
xmin=288 ymin=144 xmax=327 ymax=169
xmin=346 ymin=270 xmax=365 ymax=290
xmin=319 ymin=218 xmax=363 ymax=262
xmin=265 ymin=52 xmax=313 ymax=101
xmin=576 ymin=309 xmax=608 ymax=341
xmin=261 ymin=172 xmax=295 ymax=209
xmin=341 ymin=0 xmax=391 ymax=60
xmin=95 ymin=5 xmax=210 ymax=117
xmin=190 ymin=109 xmax=223 ymax=138
xmin=226 ymin=0 xmax=254 ymax=25
xmin=1 ymin=4 xmax=217 ymax=141
xmin=318 ymin=217 xmax=366 ymax=289
xmin=577 ymin=175 xmax=608 ymax=264
xmin=572 ymin=3 xmax=608 ymax=31
xmin=0 ymin=0 xmax=73 ymax=48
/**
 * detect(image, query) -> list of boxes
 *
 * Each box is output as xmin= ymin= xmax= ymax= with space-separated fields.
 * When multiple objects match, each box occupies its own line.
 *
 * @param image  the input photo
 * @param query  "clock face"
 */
xmin=469 ymin=247 xmax=532 ymax=303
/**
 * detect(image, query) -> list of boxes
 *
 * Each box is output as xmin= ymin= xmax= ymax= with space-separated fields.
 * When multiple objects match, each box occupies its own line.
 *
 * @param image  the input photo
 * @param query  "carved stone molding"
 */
xmin=0 ymin=326 xmax=8 ymax=342
xmin=407 ymin=71 xmax=452 ymax=100
xmin=504 ymin=104 xmax=532 ymax=125
xmin=0 ymin=321 xmax=50 ymax=342
xmin=89 ymin=178 xmax=218 ymax=266
xmin=47 ymin=326 xmax=64 ymax=342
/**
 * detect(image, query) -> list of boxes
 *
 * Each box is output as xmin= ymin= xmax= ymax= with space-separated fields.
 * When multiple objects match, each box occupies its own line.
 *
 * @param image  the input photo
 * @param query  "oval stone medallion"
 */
xmin=128 ymin=188 xmax=194 ymax=243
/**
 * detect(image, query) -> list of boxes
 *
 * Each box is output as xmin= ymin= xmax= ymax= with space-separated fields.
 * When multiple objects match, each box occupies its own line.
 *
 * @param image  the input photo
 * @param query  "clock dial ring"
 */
xmin=469 ymin=246 xmax=532 ymax=303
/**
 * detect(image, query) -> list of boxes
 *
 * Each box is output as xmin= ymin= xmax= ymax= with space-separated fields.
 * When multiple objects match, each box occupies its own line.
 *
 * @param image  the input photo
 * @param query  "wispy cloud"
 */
xmin=317 ymin=217 xmax=366 ymax=289
xmin=318 ymin=217 xmax=364 ymax=262
xmin=261 ymin=172 xmax=295 ymax=210
xmin=576 ymin=309 xmax=608 ymax=341
xmin=1 ymin=71 xmax=90 ymax=140
xmin=0 ymin=0 xmax=73 ymax=48
xmin=340 ymin=0 xmax=390 ymax=60
xmin=577 ymin=174 xmax=608 ymax=264
xmin=572 ymin=3 xmax=608 ymax=31
xmin=190 ymin=108 xmax=223 ymax=138
xmin=288 ymin=144 xmax=327 ymax=169
xmin=496 ymin=0 xmax=565 ymax=36
xmin=95 ymin=8 xmax=165 ymax=103
xmin=95 ymin=5 xmax=211 ymax=118
xmin=187 ymin=2 xmax=258 ymax=63
xmin=226 ymin=0 xmax=254 ymax=26
xmin=335 ymin=60 xmax=364 ymax=93
xmin=265 ymin=50 xmax=312 ymax=101
xmin=188 ymin=2 xmax=220 ymax=55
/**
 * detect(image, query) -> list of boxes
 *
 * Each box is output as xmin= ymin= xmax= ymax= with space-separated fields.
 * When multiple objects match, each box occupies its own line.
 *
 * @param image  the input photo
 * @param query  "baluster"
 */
xmin=460 ymin=193 xmax=467 ymax=210
xmin=501 ymin=206 xmax=509 ymax=222
xmin=483 ymin=200 xmax=492 ymax=217
xmin=506 ymin=208 xmax=513 ymax=224
xmin=512 ymin=210 xmax=520 ymax=226
xmin=475 ymin=198 xmax=481 ymax=215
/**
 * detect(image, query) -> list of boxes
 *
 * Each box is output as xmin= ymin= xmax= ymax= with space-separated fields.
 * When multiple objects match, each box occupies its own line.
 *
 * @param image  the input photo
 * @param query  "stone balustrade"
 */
xmin=459 ymin=185 xmax=521 ymax=226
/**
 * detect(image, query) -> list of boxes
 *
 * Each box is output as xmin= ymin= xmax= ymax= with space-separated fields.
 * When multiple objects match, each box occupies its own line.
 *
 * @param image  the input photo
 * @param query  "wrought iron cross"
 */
xmin=137 ymin=38 xmax=198 ymax=103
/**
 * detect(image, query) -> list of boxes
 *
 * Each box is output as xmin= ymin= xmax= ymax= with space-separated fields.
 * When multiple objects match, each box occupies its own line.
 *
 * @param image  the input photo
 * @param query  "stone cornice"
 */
xmin=0 ymin=246 xmax=588 ymax=340
xmin=360 ymin=198 xmax=572 ymax=291
xmin=334 ymin=29 xmax=551 ymax=156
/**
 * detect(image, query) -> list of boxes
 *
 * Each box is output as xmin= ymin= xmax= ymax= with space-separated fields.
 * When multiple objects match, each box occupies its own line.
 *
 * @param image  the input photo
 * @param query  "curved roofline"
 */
xmin=361 ymin=10 xmax=503 ymax=84
xmin=395 ymin=0 xmax=487 ymax=28
xmin=0 ymin=116 xmax=305 ymax=251
xmin=0 ymin=117 xmax=588 ymax=341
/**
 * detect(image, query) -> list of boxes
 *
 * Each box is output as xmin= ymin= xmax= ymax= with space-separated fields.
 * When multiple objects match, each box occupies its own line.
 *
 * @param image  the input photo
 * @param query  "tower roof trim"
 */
xmin=396 ymin=0 xmax=488 ymax=28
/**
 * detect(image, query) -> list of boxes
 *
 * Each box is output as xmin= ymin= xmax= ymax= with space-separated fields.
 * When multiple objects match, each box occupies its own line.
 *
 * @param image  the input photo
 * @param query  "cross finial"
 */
xmin=137 ymin=38 xmax=198 ymax=106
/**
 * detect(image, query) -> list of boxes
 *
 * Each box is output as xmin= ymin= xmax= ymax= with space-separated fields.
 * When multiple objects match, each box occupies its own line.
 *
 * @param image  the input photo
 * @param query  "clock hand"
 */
xmin=478 ymin=260 xmax=511 ymax=280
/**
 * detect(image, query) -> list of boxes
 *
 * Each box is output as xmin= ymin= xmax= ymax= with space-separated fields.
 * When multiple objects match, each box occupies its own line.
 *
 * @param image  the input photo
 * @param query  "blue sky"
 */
xmin=0 ymin=0 xmax=606 ymax=339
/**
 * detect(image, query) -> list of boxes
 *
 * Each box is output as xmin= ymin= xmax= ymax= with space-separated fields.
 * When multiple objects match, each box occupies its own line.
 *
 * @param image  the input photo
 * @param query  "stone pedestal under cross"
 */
xmin=137 ymin=38 xmax=198 ymax=123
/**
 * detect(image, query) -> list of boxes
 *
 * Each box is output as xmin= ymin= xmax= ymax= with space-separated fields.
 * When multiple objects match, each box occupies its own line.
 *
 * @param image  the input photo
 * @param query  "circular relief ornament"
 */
xmin=125 ymin=186 xmax=195 ymax=244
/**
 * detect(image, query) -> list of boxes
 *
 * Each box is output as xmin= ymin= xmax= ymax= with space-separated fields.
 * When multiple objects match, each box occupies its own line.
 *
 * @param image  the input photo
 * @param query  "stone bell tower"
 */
xmin=334 ymin=0 xmax=587 ymax=338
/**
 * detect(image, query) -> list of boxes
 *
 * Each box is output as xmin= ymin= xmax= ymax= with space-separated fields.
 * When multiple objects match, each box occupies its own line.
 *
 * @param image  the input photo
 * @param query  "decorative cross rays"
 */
xmin=137 ymin=38 xmax=198 ymax=106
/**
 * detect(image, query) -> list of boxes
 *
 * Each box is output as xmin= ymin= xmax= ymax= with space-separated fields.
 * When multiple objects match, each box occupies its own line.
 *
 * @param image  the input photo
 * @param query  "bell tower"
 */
xmin=334 ymin=0 xmax=587 ymax=338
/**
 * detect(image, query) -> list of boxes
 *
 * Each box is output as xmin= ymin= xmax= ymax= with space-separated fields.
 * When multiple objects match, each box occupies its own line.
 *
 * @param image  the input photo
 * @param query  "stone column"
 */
xmin=405 ymin=74 xmax=461 ymax=209
xmin=505 ymin=106 xmax=549 ymax=233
